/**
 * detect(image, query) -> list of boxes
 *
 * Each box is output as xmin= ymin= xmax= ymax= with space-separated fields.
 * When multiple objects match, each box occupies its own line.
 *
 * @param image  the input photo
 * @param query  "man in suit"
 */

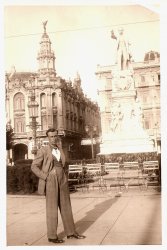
xmin=31 ymin=128 xmax=85 ymax=244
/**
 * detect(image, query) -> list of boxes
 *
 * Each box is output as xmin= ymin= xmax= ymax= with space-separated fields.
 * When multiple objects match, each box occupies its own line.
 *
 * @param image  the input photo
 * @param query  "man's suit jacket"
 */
xmin=31 ymin=145 xmax=66 ymax=195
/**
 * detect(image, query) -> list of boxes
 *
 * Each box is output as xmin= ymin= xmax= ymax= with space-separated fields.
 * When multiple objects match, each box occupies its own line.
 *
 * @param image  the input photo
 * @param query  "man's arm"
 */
xmin=31 ymin=148 xmax=48 ymax=180
xmin=111 ymin=30 xmax=117 ymax=40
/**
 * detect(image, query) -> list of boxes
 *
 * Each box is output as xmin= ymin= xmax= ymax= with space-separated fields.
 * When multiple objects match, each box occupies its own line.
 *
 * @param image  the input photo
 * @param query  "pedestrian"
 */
xmin=31 ymin=128 xmax=86 ymax=244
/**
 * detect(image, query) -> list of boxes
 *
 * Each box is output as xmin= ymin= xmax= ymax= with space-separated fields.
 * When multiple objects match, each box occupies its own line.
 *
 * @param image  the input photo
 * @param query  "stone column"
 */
xmin=46 ymin=88 xmax=53 ymax=128
xmin=57 ymin=89 xmax=64 ymax=130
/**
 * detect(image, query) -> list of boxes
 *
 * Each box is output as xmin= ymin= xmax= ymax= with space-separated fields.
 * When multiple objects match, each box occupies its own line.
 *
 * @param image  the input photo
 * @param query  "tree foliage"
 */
xmin=6 ymin=125 xmax=14 ymax=150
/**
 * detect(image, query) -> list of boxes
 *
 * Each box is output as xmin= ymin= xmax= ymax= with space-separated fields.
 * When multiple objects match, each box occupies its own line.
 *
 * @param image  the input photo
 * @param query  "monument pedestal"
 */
xmin=100 ymin=137 xmax=154 ymax=154
xmin=99 ymin=69 xmax=154 ymax=154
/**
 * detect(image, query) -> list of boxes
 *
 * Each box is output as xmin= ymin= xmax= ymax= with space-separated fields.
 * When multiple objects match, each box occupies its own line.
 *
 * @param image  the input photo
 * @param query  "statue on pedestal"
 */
xmin=99 ymin=29 xmax=154 ymax=153
xmin=111 ymin=27 xmax=132 ymax=71
xmin=111 ymin=28 xmax=134 ymax=91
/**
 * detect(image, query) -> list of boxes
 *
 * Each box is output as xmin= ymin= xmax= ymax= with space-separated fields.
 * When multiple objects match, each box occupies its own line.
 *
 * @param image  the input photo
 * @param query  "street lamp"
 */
xmin=85 ymin=125 xmax=97 ymax=159
xmin=27 ymin=91 xmax=39 ymax=155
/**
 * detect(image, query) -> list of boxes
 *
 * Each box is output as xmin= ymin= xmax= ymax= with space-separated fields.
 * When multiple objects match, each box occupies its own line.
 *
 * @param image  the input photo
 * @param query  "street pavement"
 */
xmin=6 ymin=186 xmax=162 ymax=246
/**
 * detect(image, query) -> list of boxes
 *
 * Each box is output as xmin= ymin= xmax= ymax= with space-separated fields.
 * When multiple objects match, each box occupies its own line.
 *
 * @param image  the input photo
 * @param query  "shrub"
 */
xmin=7 ymin=165 xmax=17 ymax=193
xmin=7 ymin=160 xmax=38 ymax=194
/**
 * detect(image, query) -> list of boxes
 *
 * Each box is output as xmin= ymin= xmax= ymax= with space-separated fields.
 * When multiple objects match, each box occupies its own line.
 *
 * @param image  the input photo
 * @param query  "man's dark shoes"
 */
xmin=48 ymin=238 xmax=64 ymax=244
xmin=67 ymin=233 xmax=86 ymax=239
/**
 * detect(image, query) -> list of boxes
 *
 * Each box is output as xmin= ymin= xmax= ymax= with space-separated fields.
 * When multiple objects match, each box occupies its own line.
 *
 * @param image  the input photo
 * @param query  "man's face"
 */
xmin=47 ymin=131 xmax=61 ymax=147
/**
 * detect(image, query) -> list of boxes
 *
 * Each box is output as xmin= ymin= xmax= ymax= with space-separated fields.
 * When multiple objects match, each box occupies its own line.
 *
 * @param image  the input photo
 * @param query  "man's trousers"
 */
xmin=46 ymin=166 xmax=76 ymax=239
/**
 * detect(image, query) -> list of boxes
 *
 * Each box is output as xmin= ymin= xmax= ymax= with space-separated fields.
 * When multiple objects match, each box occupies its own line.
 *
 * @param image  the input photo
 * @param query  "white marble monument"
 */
xmin=99 ymin=28 xmax=154 ymax=154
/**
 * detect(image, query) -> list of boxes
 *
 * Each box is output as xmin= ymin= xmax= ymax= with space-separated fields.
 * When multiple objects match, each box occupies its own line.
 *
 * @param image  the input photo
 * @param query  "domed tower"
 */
xmin=37 ymin=21 xmax=56 ymax=77
xmin=144 ymin=50 xmax=160 ymax=63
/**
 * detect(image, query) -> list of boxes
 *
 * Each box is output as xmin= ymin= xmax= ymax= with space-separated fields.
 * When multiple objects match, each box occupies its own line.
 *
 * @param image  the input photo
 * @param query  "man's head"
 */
xmin=118 ymin=27 xmax=124 ymax=35
xmin=46 ymin=128 xmax=61 ymax=148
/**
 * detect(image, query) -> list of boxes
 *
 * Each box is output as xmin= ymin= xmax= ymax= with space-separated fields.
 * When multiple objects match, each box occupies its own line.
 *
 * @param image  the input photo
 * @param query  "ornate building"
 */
xmin=96 ymin=29 xmax=160 ymax=154
xmin=133 ymin=51 xmax=160 ymax=138
xmin=5 ymin=22 xmax=101 ymax=162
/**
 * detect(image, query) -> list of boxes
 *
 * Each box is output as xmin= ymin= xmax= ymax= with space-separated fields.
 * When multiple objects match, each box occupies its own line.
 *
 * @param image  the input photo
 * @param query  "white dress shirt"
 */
xmin=52 ymin=148 xmax=61 ymax=161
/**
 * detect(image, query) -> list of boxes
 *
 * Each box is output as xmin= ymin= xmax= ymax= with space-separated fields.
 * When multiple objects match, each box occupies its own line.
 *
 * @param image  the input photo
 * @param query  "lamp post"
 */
xmin=27 ymin=91 xmax=39 ymax=155
xmin=85 ymin=125 xmax=97 ymax=159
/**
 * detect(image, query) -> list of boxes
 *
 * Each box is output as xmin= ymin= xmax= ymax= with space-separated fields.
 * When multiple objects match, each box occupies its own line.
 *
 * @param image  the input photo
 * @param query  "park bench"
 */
xmin=122 ymin=161 xmax=143 ymax=190
xmin=103 ymin=162 xmax=123 ymax=190
xmin=68 ymin=165 xmax=85 ymax=191
xmin=142 ymin=161 xmax=160 ymax=187
xmin=84 ymin=163 xmax=106 ymax=191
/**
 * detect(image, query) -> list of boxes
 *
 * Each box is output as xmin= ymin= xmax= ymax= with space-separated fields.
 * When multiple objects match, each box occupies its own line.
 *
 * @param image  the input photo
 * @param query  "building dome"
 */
xmin=144 ymin=50 xmax=160 ymax=62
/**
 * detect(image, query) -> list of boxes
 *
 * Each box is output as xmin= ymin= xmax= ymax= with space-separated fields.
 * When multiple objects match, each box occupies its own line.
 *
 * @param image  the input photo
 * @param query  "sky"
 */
xmin=4 ymin=2 xmax=160 ymax=101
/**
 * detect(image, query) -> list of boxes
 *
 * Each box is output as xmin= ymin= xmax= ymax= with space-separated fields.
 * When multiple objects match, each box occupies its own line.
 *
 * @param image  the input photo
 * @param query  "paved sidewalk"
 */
xmin=7 ymin=187 xmax=162 ymax=246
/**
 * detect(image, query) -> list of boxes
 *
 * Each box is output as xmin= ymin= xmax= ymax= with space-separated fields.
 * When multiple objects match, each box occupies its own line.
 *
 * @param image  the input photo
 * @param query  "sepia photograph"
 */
xmin=2 ymin=0 xmax=167 ymax=248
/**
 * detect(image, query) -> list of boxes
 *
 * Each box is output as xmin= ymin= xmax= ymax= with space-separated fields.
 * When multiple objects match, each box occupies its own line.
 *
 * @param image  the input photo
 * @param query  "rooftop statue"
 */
xmin=42 ymin=20 xmax=48 ymax=33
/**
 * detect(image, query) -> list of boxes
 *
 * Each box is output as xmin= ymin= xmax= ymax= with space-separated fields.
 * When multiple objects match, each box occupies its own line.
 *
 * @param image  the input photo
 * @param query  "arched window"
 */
xmin=53 ymin=114 xmax=57 ymax=128
xmin=13 ymin=92 xmax=25 ymax=111
xmin=52 ymin=93 xmax=57 ymax=107
xmin=41 ymin=93 xmax=46 ymax=108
